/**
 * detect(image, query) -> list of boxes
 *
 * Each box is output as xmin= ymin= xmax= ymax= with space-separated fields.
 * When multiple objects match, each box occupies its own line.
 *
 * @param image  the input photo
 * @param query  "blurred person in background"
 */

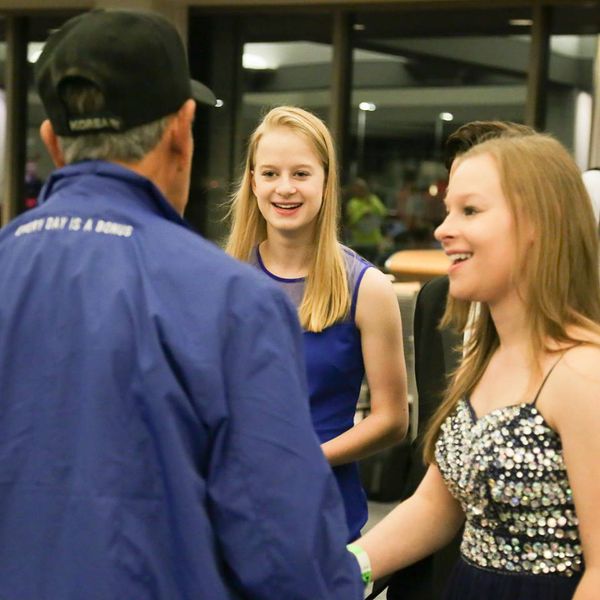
xmin=346 ymin=177 xmax=388 ymax=263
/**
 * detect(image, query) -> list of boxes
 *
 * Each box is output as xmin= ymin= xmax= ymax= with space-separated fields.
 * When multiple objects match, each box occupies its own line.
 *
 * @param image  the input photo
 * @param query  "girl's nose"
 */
xmin=276 ymin=177 xmax=296 ymax=196
xmin=434 ymin=212 xmax=454 ymax=243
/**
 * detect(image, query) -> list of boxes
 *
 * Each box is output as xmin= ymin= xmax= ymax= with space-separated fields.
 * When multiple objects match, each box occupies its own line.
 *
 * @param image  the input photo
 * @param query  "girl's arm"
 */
xmin=357 ymin=464 xmax=464 ymax=579
xmin=321 ymin=268 xmax=408 ymax=466
xmin=542 ymin=344 xmax=600 ymax=599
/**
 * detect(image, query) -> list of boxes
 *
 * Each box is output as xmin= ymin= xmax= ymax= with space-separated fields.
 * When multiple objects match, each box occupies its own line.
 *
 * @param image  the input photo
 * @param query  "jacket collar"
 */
xmin=38 ymin=160 xmax=191 ymax=229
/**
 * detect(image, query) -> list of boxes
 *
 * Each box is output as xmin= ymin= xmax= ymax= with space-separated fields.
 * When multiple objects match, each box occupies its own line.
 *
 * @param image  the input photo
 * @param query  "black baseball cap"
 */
xmin=35 ymin=9 xmax=217 ymax=136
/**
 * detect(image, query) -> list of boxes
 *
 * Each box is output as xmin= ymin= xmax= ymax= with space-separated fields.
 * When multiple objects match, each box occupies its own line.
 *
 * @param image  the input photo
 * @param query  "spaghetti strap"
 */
xmin=531 ymin=351 xmax=568 ymax=406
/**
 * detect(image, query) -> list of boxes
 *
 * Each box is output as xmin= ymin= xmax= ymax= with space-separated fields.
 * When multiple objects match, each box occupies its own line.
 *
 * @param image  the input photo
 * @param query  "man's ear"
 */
xmin=169 ymin=99 xmax=196 ymax=158
xmin=40 ymin=120 xmax=66 ymax=168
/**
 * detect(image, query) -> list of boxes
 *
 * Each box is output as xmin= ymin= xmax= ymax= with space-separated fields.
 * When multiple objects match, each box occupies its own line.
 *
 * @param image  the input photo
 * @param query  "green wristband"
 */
xmin=347 ymin=543 xmax=373 ymax=596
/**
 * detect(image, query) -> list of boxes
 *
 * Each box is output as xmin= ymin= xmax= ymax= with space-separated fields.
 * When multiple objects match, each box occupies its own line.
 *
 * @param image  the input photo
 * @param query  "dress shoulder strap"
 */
xmin=531 ymin=350 xmax=569 ymax=406
xmin=341 ymin=246 xmax=372 ymax=321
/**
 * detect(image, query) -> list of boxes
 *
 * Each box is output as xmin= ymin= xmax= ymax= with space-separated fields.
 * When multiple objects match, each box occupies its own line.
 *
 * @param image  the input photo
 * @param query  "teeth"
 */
xmin=452 ymin=253 xmax=472 ymax=263
xmin=273 ymin=203 xmax=301 ymax=210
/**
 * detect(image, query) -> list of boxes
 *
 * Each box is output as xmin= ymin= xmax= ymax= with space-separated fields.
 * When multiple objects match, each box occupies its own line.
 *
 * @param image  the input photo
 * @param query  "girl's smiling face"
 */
xmin=435 ymin=152 xmax=521 ymax=306
xmin=252 ymin=126 xmax=325 ymax=238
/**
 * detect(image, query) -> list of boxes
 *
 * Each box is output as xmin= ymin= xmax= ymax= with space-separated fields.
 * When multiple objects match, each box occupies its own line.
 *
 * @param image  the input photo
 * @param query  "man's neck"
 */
xmin=112 ymin=146 xmax=186 ymax=216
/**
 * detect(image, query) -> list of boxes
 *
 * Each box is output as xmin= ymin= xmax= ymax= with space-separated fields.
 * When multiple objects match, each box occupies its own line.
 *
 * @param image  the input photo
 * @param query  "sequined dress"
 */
xmin=435 ymin=372 xmax=583 ymax=599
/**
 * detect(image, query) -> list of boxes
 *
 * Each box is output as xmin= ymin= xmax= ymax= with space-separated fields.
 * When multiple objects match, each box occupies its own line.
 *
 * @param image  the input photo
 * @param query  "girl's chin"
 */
xmin=448 ymin=285 xmax=477 ymax=303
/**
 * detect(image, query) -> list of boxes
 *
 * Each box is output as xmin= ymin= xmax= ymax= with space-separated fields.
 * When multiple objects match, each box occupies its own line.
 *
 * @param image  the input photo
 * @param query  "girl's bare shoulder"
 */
xmin=548 ymin=335 xmax=600 ymax=404
xmin=561 ymin=326 xmax=600 ymax=370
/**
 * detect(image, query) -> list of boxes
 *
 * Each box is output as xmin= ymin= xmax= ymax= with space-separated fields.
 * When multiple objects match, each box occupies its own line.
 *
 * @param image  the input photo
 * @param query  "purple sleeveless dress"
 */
xmin=251 ymin=245 xmax=371 ymax=540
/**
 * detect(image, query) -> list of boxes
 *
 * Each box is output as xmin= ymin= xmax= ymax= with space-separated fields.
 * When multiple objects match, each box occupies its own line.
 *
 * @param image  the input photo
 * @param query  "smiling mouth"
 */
xmin=273 ymin=203 xmax=302 ymax=210
xmin=451 ymin=253 xmax=472 ymax=264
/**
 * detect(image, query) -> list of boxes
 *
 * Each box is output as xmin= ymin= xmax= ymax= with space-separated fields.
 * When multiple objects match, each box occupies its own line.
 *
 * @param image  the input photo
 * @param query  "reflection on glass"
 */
xmin=347 ymin=15 xmax=531 ymax=264
xmin=547 ymin=34 xmax=597 ymax=168
xmin=240 ymin=40 xmax=332 ymax=142
xmin=25 ymin=41 xmax=49 ymax=213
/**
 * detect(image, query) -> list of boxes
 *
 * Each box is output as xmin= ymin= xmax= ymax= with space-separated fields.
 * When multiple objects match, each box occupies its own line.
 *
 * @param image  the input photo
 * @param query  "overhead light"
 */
xmin=27 ymin=42 xmax=44 ymax=63
xmin=215 ymin=99 xmax=224 ymax=108
xmin=509 ymin=18 xmax=533 ymax=27
xmin=353 ymin=23 xmax=366 ymax=31
xmin=439 ymin=112 xmax=454 ymax=122
xmin=243 ymin=53 xmax=271 ymax=70
xmin=359 ymin=102 xmax=376 ymax=112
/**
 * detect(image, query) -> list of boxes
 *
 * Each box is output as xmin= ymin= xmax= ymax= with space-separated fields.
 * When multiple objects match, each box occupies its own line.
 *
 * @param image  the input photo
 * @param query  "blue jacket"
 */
xmin=0 ymin=161 xmax=362 ymax=600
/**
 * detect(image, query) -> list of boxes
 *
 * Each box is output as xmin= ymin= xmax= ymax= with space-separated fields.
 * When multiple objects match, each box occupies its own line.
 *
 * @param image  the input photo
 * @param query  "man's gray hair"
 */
xmin=57 ymin=78 xmax=172 ymax=164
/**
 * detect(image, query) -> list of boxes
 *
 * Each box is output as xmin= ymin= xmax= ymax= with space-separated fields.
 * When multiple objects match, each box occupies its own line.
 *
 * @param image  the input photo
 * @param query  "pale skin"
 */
xmin=40 ymin=99 xmax=196 ymax=216
xmin=358 ymin=153 xmax=600 ymax=598
xmin=252 ymin=127 xmax=408 ymax=466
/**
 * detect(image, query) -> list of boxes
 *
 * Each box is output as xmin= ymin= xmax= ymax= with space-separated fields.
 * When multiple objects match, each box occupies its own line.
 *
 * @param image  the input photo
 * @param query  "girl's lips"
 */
xmin=272 ymin=203 xmax=301 ymax=217
xmin=447 ymin=252 xmax=472 ymax=263
xmin=272 ymin=202 xmax=302 ymax=209
xmin=447 ymin=252 xmax=472 ymax=273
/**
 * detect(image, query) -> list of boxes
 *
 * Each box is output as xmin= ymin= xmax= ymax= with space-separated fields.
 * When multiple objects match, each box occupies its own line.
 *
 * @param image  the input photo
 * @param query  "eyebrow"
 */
xmin=447 ymin=191 xmax=485 ymax=200
xmin=256 ymin=163 xmax=314 ymax=169
xmin=443 ymin=192 xmax=486 ymax=205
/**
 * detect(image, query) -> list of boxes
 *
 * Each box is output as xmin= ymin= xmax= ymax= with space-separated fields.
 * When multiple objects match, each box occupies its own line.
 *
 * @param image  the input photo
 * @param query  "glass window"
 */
xmin=547 ymin=3 xmax=600 ymax=169
xmin=240 ymin=40 xmax=332 ymax=136
xmin=24 ymin=14 xmax=79 ymax=215
xmin=25 ymin=39 xmax=49 ymax=212
xmin=188 ymin=9 xmax=332 ymax=243
xmin=238 ymin=11 xmax=333 ymax=146
xmin=347 ymin=7 xmax=532 ymax=264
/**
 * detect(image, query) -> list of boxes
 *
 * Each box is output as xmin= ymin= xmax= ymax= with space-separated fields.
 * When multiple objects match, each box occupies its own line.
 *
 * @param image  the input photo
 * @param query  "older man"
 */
xmin=0 ymin=10 xmax=362 ymax=600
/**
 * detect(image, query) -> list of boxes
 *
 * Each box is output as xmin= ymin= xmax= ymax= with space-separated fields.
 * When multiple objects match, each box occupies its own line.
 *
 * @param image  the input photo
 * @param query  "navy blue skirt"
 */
xmin=442 ymin=557 xmax=581 ymax=600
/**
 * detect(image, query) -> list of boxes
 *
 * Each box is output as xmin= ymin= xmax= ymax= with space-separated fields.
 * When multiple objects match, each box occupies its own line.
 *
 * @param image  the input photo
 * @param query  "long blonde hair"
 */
xmin=226 ymin=106 xmax=350 ymax=332
xmin=423 ymin=133 xmax=600 ymax=461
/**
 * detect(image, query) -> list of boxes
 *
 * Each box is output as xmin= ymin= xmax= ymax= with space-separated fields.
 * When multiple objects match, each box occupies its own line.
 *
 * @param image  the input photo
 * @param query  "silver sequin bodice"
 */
xmin=435 ymin=398 xmax=582 ymax=577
